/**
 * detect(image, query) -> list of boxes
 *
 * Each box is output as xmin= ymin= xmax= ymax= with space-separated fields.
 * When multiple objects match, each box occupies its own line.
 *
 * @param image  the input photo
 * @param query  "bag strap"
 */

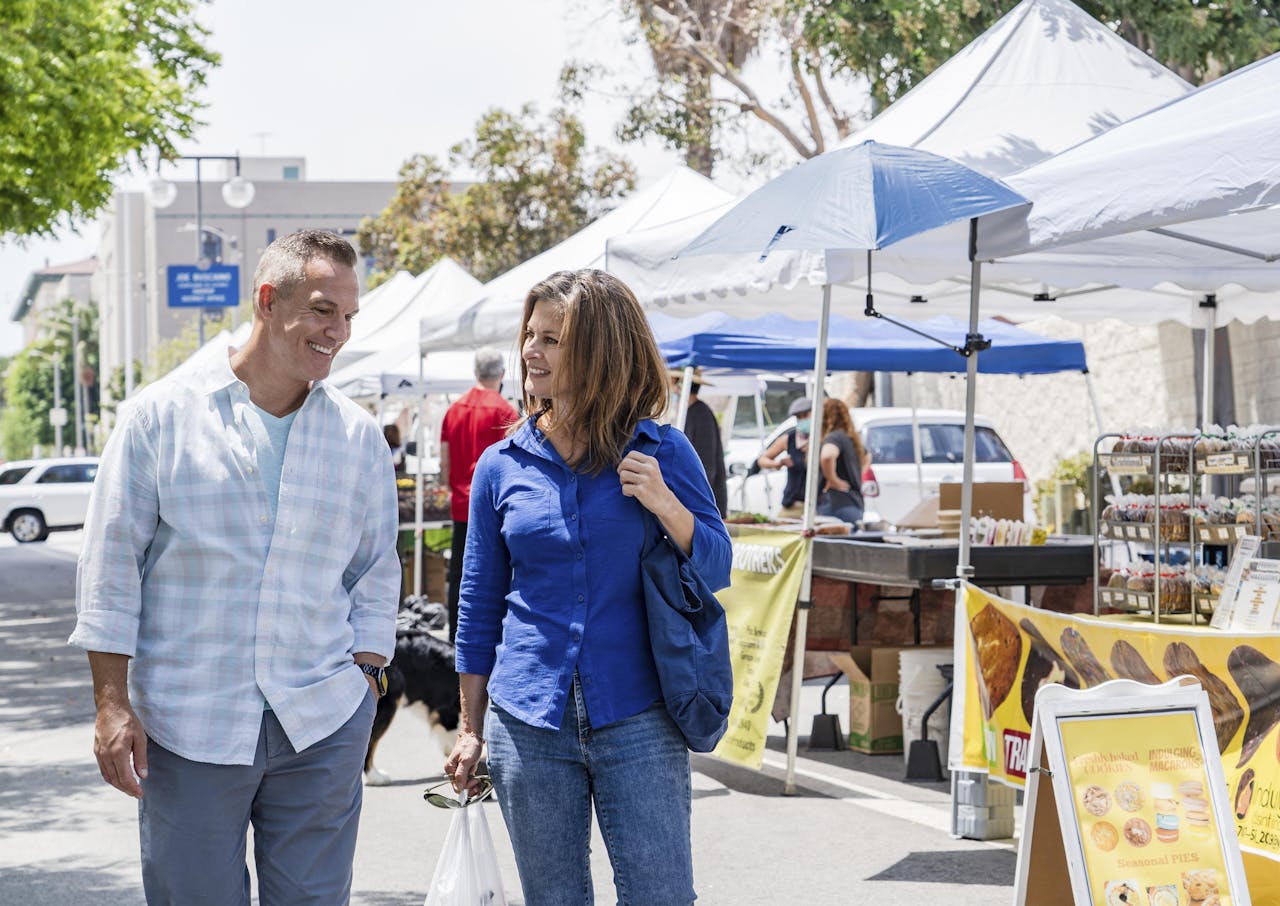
xmin=630 ymin=423 xmax=673 ymax=550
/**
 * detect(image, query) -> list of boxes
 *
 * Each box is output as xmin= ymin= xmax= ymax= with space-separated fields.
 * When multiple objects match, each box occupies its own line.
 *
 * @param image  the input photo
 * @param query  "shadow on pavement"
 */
xmin=0 ymin=761 xmax=111 ymax=836
xmin=692 ymin=753 xmax=838 ymax=799
xmin=867 ymin=849 xmax=1016 ymax=885
xmin=0 ymin=596 xmax=96 ymax=733
xmin=0 ymin=864 xmax=143 ymax=906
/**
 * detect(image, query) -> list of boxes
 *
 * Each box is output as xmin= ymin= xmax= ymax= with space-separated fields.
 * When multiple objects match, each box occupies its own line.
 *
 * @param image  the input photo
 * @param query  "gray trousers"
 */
xmin=138 ymin=691 xmax=376 ymax=905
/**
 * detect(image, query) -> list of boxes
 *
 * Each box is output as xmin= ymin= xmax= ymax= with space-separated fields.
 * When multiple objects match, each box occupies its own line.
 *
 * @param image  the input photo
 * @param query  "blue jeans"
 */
xmin=485 ymin=681 xmax=694 ymax=906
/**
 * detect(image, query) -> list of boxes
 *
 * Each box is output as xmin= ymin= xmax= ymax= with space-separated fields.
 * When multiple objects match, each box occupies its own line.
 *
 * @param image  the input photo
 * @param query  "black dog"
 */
xmin=364 ymin=598 xmax=461 ymax=785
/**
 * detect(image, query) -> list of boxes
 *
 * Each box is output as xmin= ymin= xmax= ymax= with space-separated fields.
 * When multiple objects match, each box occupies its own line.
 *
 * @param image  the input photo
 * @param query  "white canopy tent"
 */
xmin=419 ymin=167 xmax=736 ymax=353
xmin=331 ymin=270 xmax=417 ymax=370
xmin=977 ymin=50 xmax=1280 ymax=293
xmin=334 ymin=262 xmax=481 ymax=371
xmin=605 ymin=0 xmax=1237 ymax=326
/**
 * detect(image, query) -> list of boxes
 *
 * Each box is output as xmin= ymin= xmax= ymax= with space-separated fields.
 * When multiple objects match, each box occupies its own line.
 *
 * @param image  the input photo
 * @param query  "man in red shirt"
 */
xmin=440 ymin=348 xmax=517 ymax=639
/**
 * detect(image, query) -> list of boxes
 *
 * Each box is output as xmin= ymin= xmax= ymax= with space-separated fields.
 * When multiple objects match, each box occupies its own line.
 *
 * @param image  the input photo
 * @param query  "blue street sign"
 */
xmin=167 ymin=264 xmax=240 ymax=308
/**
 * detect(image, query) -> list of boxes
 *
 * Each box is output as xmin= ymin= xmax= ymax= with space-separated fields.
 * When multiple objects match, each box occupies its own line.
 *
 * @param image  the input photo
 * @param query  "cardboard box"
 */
xmin=939 ymin=481 xmax=1024 ymax=520
xmin=827 ymin=646 xmax=908 ymax=754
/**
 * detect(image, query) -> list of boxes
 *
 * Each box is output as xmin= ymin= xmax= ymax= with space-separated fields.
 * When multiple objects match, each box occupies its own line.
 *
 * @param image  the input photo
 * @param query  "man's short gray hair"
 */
xmin=252 ymin=230 xmax=357 ymax=301
xmin=474 ymin=347 xmax=506 ymax=380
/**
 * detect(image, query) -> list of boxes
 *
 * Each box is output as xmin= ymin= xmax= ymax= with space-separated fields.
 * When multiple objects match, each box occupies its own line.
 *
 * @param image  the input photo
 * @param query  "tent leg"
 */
xmin=949 ymin=230 xmax=982 ymax=780
xmin=413 ymin=355 xmax=426 ymax=599
xmin=1201 ymin=300 xmax=1216 ymax=429
xmin=785 ymin=283 xmax=834 ymax=795
xmin=676 ymin=366 xmax=693 ymax=430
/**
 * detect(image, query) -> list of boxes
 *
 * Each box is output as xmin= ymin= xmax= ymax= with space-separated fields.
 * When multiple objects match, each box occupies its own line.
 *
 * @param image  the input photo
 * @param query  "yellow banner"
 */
xmin=713 ymin=529 xmax=809 ymax=769
xmin=962 ymin=585 xmax=1280 ymax=901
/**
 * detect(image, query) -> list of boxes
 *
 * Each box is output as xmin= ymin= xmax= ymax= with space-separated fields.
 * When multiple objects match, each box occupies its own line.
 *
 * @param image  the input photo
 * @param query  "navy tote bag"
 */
xmin=635 ymin=428 xmax=734 ymax=752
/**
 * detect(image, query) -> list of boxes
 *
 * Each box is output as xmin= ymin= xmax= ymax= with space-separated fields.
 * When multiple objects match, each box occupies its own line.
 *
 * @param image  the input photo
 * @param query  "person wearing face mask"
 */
xmin=755 ymin=396 xmax=812 ymax=518
xmin=445 ymin=269 xmax=731 ymax=906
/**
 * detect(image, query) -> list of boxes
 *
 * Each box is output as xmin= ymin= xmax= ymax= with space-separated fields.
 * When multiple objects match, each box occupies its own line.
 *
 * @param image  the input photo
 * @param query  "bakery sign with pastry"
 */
xmin=1014 ymin=680 xmax=1251 ymax=906
xmin=1061 ymin=710 xmax=1236 ymax=905
xmin=961 ymin=584 xmax=1280 ymax=896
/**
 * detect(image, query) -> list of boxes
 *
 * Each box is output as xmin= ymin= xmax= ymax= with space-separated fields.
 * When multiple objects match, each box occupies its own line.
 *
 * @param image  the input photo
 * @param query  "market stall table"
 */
xmin=811 ymin=535 xmax=1095 ymax=644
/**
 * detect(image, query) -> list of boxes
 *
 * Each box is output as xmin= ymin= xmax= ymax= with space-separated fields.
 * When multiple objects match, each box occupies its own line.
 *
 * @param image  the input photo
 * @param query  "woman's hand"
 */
xmin=618 ymin=450 xmax=695 ymax=554
xmin=618 ymin=450 xmax=678 ymax=513
xmin=444 ymin=730 xmax=487 ymax=797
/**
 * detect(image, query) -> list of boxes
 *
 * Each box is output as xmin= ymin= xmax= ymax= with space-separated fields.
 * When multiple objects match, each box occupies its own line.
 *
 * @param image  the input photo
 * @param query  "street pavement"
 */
xmin=0 ymin=530 xmax=1019 ymax=904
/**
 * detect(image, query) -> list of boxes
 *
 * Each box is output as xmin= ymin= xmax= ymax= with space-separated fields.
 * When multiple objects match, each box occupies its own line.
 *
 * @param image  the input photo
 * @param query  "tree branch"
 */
xmin=790 ymin=49 xmax=824 ymax=154
xmin=812 ymin=65 xmax=852 ymax=140
xmin=649 ymin=6 xmax=817 ymax=158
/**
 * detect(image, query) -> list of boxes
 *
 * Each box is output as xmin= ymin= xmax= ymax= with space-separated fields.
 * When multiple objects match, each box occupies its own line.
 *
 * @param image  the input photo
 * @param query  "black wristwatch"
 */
xmin=359 ymin=663 xmax=388 ymax=696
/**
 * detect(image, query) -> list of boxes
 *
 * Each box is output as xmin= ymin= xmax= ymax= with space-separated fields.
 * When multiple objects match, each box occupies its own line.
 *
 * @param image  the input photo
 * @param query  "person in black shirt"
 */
xmin=816 ymin=397 xmax=869 ymax=524
xmin=676 ymin=370 xmax=728 ymax=517
xmin=756 ymin=396 xmax=812 ymax=518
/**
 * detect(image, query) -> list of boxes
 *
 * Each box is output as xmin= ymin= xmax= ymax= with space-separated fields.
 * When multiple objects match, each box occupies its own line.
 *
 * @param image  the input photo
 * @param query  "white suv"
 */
xmin=725 ymin=408 xmax=1028 ymax=525
xmin=0 ymin=457 xmax=100 ymax=542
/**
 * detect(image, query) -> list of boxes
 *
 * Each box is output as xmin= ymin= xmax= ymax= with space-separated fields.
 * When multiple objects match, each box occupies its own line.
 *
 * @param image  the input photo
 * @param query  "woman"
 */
xmin=445 ymin=269 xmax=731 ymax=906
xmin=755 ymin=396 xmax=812 ymax=518
xmin=816 ymin=397 xmax=869 ymax=525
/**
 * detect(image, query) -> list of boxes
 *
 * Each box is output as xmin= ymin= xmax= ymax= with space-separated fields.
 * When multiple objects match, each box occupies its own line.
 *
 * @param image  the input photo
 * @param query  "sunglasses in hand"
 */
xmin=423 ymin=775 xmax=495 ymax=809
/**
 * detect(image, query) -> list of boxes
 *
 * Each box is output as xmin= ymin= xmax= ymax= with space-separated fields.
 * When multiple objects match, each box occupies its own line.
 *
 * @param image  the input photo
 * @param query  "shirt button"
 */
xmin=572 ymin=632 xmax=581 ymax=642
xmin=570 ymin=513 xmax=577 ymax=521
xmin=576 ymin=553 xmax=583 ymax=560
xmin=577 ymin=594 xmax=584 ymax=602
xmin=259 ymin=515 xmax=269 ymax=524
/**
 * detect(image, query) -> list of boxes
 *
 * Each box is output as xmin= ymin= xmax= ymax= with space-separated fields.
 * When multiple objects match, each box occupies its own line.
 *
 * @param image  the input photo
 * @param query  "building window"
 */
xmin=266 ymin=228 xmax=277 ymax=245
xmin=282 ymin=166 xmax=300 ymax=181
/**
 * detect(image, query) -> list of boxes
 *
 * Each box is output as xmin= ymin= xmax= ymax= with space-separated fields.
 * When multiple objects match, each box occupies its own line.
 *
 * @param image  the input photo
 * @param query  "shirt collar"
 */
xmin=186 ymin=343 xmax=329 ymax=411
xmin=507 ymin=418 xmax=661 ymax=462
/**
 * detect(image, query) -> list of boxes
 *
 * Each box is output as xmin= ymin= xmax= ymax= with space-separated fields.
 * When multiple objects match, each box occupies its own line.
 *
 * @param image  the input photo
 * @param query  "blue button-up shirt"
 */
xmin=455 ymin=419 xmax=731 ymax=730
xmin=69 ymin=350 xmax=400 ymax=765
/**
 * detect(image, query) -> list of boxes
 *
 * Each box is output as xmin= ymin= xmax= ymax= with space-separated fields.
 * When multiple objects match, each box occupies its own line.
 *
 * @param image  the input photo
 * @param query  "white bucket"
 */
xmin=897 ymin=649 xmax=953 ymax=765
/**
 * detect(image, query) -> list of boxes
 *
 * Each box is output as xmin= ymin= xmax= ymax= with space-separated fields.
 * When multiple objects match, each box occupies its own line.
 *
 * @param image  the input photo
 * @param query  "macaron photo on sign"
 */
xmin=1014 ymin=679 xmax=1251 ymax=906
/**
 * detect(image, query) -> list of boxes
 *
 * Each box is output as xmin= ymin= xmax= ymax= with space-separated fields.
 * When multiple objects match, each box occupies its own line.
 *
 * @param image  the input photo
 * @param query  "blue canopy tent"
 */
xmin=650 ymin=311 xmax=1087 ymax=375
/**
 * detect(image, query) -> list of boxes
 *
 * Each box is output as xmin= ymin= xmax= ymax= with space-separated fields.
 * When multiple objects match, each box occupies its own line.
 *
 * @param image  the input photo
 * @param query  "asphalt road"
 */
xmin=0 ymin=531 xmax=1019 ymax=904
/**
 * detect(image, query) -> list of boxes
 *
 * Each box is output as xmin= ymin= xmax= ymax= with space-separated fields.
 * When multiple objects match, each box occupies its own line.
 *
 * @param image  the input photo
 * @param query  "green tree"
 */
xmin=0 ymin=298 xmax=99 ymax=458
xmin=357 ymin=105 xmax=636 ymax=285
xmin=605 ymin=0 xmax=1280 ymax=173
xmin=0 ymin=0 xmax=219 ymax=238
xmin=805 ymin=0 xmax=1280 ymax=110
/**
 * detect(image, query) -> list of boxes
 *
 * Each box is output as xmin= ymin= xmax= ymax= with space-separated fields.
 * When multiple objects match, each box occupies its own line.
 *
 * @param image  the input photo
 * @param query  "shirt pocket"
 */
xmin=500 ymin=491 xmax=551 ymax=537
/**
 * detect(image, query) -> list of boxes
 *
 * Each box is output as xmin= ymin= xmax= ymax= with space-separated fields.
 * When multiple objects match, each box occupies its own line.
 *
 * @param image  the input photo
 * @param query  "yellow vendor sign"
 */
xmin=962 ymin=584 xmax=1280 ymax=903
xmin=713 ymin=528 xmax=809 ymax=769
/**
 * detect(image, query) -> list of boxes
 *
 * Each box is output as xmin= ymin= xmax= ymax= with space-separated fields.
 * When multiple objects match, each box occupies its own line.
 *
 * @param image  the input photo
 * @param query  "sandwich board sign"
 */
xmin=1014 ymin=678 xmax=1250 ymax=906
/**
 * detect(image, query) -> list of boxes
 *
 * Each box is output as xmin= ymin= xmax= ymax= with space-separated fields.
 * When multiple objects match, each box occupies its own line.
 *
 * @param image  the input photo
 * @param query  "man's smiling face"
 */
xmin=265 ymin=256 xmax=360 ymax=385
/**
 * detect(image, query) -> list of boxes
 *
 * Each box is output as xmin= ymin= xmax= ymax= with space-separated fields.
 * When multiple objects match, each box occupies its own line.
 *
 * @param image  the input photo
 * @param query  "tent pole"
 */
xmin=753 ymin=383 xmax=769 ymax=512
xmin=785 ymin=282 xmax=833 ymax=795
xmin=908 ymin=375 xmax=924 ymax=503
xmin=413 ymin=351 xmax=426 ymax=599
xmin=949 ymin=223 xmax=982 ymax=790
xmin=1201 ymin=299 xmax=1216 ymax=429
xmin=677 ymin=365 xmax=694 ymax=430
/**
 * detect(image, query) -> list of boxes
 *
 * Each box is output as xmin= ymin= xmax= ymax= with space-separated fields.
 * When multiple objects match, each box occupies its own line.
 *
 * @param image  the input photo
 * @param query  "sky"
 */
xmin=0 ymin=0 xmax=704 ymax=355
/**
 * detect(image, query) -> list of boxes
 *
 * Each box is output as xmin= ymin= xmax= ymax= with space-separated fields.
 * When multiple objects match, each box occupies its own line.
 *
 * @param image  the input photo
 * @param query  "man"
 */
xmin=70 ymin=230 xmax=399 ymax=905
xmin=440 ymin=347 xmax=517 ymax=639
xmin=676 ymin=369 xmax=728 ymax=517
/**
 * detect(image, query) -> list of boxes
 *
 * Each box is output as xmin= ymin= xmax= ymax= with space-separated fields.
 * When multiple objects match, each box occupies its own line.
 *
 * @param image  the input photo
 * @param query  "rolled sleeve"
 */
xmin=660 ymin=428 xmax=732 ymax=591
xmin=344 ymin=444 xmax=400 ymax=660
xmin=454 ymin=452 xmax=510 ymax=676
xmin=70 ymin=403 xmax=159 ymax=655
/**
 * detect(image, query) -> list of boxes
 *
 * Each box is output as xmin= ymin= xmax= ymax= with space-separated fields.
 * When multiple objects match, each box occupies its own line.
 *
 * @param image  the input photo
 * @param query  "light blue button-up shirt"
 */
xmin=70 ymin=349 xmax=399 ymax=765
xmin=456 ymin=419 xmax=731 ymax=731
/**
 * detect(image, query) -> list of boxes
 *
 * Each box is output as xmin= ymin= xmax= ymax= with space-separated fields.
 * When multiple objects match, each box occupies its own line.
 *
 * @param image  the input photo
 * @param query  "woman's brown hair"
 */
xmin=516 ymin=269 xmax=668 ymax=473
xmin=821 ymin=397 xmax=869 ymax=468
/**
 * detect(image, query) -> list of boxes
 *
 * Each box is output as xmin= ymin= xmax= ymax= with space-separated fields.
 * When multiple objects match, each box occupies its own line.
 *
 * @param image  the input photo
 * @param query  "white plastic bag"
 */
xmin=424 ymin=794 xmax=508 ymax=906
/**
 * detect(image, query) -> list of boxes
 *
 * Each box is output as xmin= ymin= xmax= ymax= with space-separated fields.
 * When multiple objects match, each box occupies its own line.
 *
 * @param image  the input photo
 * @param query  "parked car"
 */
xmin=725 ymin=408 xmax=1029 ymax=525
xmin=0 ymin=457 xmax=100 ymax=542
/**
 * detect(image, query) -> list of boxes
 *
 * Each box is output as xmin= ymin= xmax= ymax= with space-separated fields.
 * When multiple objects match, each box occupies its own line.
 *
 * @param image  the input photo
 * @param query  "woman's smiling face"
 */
xmin=522 ymin=300 xmax=566 ymax=405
